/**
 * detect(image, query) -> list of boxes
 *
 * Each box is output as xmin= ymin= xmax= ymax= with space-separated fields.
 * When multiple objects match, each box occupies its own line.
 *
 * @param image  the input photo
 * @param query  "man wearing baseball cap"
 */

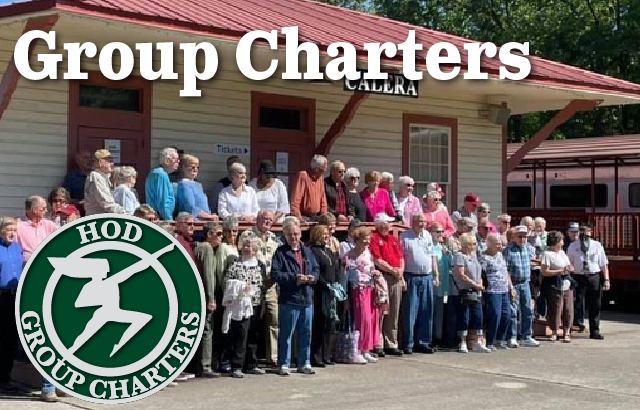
xmin=451 ymin=193 xmax=480 ymax=234
xmin=84 ymin=149 xmax=125 ymax=216
xmin=503 ymin=225 xmax=540 ymax=347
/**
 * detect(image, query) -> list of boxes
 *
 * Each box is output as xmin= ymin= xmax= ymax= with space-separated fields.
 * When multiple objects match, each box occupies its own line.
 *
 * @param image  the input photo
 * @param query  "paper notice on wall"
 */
xmin=104 ymin=139 xmax=121 ymax=164
xmin=276 ymin=152 xmax=288 ymax=173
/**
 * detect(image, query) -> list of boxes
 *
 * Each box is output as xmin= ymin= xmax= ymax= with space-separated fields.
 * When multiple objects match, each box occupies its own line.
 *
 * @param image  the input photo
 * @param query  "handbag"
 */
xmin=459 ymin=289 xmax=481 ymax=304
xmin=332 ymin=309 xmax=360 ymax=364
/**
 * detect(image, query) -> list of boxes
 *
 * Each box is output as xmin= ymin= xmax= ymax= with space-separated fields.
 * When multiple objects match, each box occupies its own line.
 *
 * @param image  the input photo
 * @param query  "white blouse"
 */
xmin=248 ymin=178 xmax=290 ymax=222
xmin=218 ymin=184 xmax=260 ymax=219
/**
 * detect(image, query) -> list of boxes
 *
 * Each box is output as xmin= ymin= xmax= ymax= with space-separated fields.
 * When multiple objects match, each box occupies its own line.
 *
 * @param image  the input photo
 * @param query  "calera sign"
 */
xmin=344 ymin=72 xmax=419 ymax=98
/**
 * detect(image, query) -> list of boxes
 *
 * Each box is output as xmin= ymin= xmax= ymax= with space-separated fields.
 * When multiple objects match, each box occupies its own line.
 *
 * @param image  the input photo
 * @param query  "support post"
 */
xmin=314 ymin=92 xmax=369 ymax=156
xmin=533 ymin=161 xmax=537 ymax=210
xmin=506 ymin=99 xmax=598 ymax=173
xmin=543 ymin=160 xmax=547 ymax=211
xmin=590 ymin=158 xmax=596 ymax=214
xmin=614 ymin=157 xmax=620 ymax=213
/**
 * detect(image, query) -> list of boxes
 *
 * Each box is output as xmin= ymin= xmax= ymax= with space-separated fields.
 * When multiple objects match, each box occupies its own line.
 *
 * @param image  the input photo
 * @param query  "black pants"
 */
xmin=227 ymin=318 xmax=250 ymax=371
xmin=573 ymin=273 xmax=603 ymax=333
xmin=211 ymin=291 xmax=225 ymax=371
xmin=312 ymin=292 xmax=337 ymax=364
xmin=245 ymin=305 xmax=263 ymax=371
xmin=0 ymin=293 xmax=18 ymax=384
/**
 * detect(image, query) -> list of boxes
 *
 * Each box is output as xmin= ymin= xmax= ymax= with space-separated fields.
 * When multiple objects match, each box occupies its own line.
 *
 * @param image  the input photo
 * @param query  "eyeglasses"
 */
xmin=189 ymin=166 xmax=199 ymax=170
xmin=337 ymin=170 xmax=346 ymax=174
xmin=215 ymin=231 xmax=223 ymax=237
xmin=434 ymin=230 xmax=444 ymax=234
xmin=147 ymin=216 xmax=159 ymax=222
xmin=406 ymin=184 xmax=414 ymax=187
xmin=350 ymin=176 xmax=360 ymax=180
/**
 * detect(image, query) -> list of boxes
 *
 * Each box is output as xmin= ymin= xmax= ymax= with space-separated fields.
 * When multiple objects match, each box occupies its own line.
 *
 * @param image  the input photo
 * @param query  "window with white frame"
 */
xmin=408 ymin=125 xmax=450 ymax=205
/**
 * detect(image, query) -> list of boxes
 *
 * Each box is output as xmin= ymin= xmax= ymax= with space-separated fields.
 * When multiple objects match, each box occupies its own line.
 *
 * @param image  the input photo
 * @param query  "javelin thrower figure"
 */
xmin=48 ymin=243 xmax=175 ymax=357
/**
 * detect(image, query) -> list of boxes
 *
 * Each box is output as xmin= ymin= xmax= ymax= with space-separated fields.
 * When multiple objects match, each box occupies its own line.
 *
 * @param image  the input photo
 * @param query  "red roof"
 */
xmin=507 ymin=135 xmax=640 ymax=165
xmin=3 ymin=0 xmax=640 ymax=98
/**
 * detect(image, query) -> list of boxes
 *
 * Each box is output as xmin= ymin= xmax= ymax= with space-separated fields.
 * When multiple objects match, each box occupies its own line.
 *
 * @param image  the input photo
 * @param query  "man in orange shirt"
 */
xmin=369 ymin=213 xmax=405 ymax=357
xmin=290 ymin=155 xmax=328 ymax=222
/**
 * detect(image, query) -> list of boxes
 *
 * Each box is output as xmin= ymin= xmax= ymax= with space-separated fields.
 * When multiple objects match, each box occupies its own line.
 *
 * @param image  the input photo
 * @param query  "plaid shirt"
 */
xmin=503 ymin=242 xmax=533 ymax=284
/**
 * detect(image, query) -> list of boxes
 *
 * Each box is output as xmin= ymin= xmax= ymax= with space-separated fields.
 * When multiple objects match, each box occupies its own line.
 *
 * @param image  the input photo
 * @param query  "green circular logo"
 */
xmin=15 ymin=214 xmax=205 ymax=404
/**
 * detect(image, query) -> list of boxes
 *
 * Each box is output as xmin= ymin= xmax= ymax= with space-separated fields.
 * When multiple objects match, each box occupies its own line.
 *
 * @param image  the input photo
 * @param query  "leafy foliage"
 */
xmin=319 ymin=0 xmax=640 ymax=141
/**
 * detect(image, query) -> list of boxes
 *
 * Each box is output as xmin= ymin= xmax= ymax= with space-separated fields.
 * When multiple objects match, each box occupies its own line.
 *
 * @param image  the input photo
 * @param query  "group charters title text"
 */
xmin=15 ymin=27 xmax=531 ymax=97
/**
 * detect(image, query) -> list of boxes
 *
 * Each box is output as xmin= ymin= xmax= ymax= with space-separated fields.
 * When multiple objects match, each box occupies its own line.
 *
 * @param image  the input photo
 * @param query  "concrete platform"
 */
xmin=2 ymin=311 xmax=639 ymax=410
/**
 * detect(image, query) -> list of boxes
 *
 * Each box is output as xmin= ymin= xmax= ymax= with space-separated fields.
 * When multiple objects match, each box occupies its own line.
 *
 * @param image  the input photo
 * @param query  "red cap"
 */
xmin=464 ymin=193 xmax=480 ymax=206
xmin=58 ymin=205 xmax=79 ymax=216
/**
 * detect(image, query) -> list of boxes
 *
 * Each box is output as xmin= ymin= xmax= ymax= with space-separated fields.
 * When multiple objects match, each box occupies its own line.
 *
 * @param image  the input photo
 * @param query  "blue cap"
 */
xmin=568 ymin=222 xmax=579 ymax=232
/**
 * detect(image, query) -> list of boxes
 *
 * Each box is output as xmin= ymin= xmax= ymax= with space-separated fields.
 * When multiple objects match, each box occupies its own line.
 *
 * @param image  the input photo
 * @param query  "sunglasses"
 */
xmin=188 ymin=166 xmax=199 ymax=170
xmin=337 ymin=170 xmax=346 ymax=174
xmin=406 ymin=184 xmax=414 ymax=187
xmin=147 ymin=216 xmax=159 ymax=222
xmin=215 ymin=231 xmax=223 ymax=237
xmin=434 ymin=230 xmax=444 ymax=234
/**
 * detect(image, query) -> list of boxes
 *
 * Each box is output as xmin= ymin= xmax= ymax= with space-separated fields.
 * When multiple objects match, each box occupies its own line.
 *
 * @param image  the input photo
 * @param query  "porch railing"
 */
xmin=508 ymin=210 xmax=640 ymax=260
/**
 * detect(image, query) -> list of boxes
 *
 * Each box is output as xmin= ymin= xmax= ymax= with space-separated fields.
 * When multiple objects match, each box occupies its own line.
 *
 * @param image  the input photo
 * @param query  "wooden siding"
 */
xmin=0 ymin=17 xmax=504 ymax=217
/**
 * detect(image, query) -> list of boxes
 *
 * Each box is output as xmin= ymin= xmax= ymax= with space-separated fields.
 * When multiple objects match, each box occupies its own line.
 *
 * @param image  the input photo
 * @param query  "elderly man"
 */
xmin=497 ymin=214 xmax=512 ymax=246
xmin=16 ymin=196 xmax=58 ymax=262
xmin=423 ymin=190 xmax=455 ymax=237
xmin=290 ymin=155 xmax=328 ymax=222
xmin=62 ymin=150 xmax=93 ymax=208
xmin=369 ymin=213 xmax=405 ymax=356
xmin=145 ymin=147 xmax=179 ymax=221
xmin=271 ymin=217 xmax=319 ymax=376
xmin=324 ymin=160 xmax=352 ymax=222
xmin=476 ymin=219 xmax=491 ymax=257
xmin=446 ymin=217 xmax=475 ymax=254
xmin=503 ymin=225 xmax=540 ymax=347
xmin=567 ymin=224 xmax=609 ymax=339
xmin=84 ymin=149 xmax=125 ymax=216
xmin=379 ymin=172 xmax=400 ymax=218
xmin=193 ymin=222 xmax=224 ymax=378
xmin=401 ymin=213 xmax=440 ymax=354
xmin=451 ymin=193 xmax=480 ymax=233
xmin=564 ymin=222 xmax=580 ymax=253
xmin=239 ymin=210 xmax=281 ymax=366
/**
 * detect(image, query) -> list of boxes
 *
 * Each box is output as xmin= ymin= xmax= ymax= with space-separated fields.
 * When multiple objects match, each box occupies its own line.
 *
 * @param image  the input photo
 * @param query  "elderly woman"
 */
xmin=0 ymin=217 xmax=23 ymax=390
xmin=218 ymin=163 xmax=259 ymax=222
xmin=339 ymin=218 xmax=361 ymax=262
xmin=175 ymin=154 xmax=217 ymax=221
xmin=453 ymin=233 xmax=491 ymax=353
xmin=481 ymin=233 xmax=513 ymax=350
xmin=222 ymin=235 xmax=266 ymax=378
xmin=431 ymin=222 xmax=456 ymax=349
xmin=47 ymin=187 xmax=80 ymax=226
xmin=477 ymin=203 xmax=497 ymax=234
xmin=396 ymin=176 xmax=422 ymax=226
xmin=219 ymin=216 xmax=240 ymax=271
xmin=318 ymin=213 xmax=341 ymax=254
xmin=344 ymin=227 xmax=383 ymax=364
xmin=423 ymin=190 xmax=456 ymax=237
xmin=248 ymin=160 xmax=289 ymax=223
xmin=360 ymin=171 xmax=395 ymax=222
xmin=310 ymin=225 xmax=343 ymax=367
xmin=345 ymin=167 xmax=366 ymax=222
xmin=541 ymin=231 xmax=574 ymax=343
xmin=379 ymin=172 xmax=400 ymax=217
xmin=113 ymin=166 xmax=140 ymax=215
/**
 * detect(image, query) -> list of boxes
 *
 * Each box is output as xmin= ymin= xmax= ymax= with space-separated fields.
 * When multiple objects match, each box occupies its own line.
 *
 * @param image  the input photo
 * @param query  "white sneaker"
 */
xmin=354 ymin=354 xmax=368 ymax=364
xmin=458 ymin=342 xmax=468 ymax=353
xmin=508 ymin=338 xmax=519 ymax=348
xmin=363 ymin=353 xmax=378 ymax=363
xmin=496 ymin=341 xmax=509 ymax=350
xmin=520 ymin=337 xmax=540 ymax=347
xmin=473 ymin=342 xmax=492 ymax=353
xmin=487 ymin=345 xmax=497 ymax=352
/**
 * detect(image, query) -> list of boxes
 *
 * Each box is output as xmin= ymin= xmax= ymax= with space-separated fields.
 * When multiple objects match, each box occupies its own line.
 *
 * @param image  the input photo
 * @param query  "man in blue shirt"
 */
xmin=145 ymin=147 xmax=180 ymax=220
xmin=0 ymin=217 xmax=24 ymax=392
xmin=61 ymin=150 xmax=93 ymax=210
xmin=503 ymin=225 xmax=540 ymax=348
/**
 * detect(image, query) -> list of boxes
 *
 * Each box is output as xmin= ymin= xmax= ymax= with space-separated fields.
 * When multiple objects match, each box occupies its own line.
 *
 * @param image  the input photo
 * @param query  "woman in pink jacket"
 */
xmin=360 ymin=171 xmax=395 ymax=222
xmin=396 ymin=176 xmax=422 ymax=226
xmin=422 ymin=190 xmax=456 ymax=237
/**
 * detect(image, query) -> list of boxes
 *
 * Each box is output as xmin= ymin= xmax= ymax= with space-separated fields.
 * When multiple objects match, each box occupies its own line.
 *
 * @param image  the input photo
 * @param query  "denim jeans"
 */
xmin=277 ymin=304 xmax=313 ymax=369
xmin=456 ymin=301 xmax=483 ymax=337
xmin=41 ymin=376 xmax=55 ymax=394
xmin=484 ymin=293 xmax=511 ymax=345
xmin=402 ymin=274 xmax=434 ymax=349
xmin=513 ymin=281 xmax=534 ymax=339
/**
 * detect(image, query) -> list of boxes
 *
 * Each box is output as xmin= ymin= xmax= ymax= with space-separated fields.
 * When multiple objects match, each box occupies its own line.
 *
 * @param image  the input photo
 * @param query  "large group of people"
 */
xmin=0 ymin=148 xmax=611 ymax=401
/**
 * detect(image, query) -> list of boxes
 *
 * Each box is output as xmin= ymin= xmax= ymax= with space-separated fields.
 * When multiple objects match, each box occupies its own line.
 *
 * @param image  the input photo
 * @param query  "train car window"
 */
xmin=550 ymin=184 xmax=607 ymax=208
xmin=507 ymin=186 xmax=531 ymax=208
xmin=629 ymin=183 xmax=640 ymax=208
